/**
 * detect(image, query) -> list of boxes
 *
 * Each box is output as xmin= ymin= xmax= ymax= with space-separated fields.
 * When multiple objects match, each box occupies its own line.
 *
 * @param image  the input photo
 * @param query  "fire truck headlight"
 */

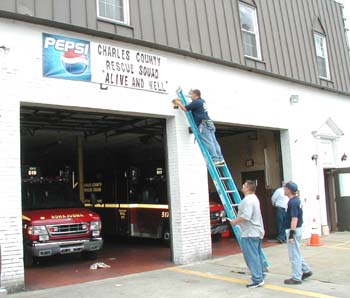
xmin=219 ymin=210 xmax=226 ymax=218
xmin=39 ymin=235 xmax=49 ymax=241
xmin=90 ymin=221 xmax=101 ymax=231
xmin=33 ymin=226 xmax=48 ymax=235
xmin=92 ymin=230 xmax=100 ymax=237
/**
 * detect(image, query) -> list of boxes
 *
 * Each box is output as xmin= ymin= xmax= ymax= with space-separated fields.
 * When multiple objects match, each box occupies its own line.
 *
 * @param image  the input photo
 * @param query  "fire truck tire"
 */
xmin=24 ymin=250 xmax=34 ymax=268
xmin=82 ymin=251 xmax=98 ymax=260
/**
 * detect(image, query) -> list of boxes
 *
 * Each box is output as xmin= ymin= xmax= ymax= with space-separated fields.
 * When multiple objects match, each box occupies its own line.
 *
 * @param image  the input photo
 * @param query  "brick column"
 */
xmin=166 ymin=114 xmax=212 ymax=264
xmin=0 ymin=101 xmax=25 ymax=292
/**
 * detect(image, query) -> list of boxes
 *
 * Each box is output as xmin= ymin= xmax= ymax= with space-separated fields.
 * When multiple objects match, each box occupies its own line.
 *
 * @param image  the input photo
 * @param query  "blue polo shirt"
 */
xmin=285 ymin=196 xmax=303 ymax=229
xmin=185 ymin=98 xmax=210 ymax=127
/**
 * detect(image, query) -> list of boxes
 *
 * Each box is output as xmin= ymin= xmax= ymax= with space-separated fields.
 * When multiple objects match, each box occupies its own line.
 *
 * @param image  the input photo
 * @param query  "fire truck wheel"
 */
xmin=82 ymin=251 xmax=98 ymax=260
xmin=211 ymin=233 xmax=222 ymax=242
xmin=23 ymin=250 xmax=34 ymax=268
xmin=161 ymin=226 xmax=171 ymax=246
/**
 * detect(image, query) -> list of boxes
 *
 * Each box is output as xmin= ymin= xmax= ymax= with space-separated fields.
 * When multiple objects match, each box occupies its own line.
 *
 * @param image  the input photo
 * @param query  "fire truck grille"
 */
xmin=47 ymin=223 xmax=89 ymax=236
xmin=210 ymin=212 xmax=220 ymax=220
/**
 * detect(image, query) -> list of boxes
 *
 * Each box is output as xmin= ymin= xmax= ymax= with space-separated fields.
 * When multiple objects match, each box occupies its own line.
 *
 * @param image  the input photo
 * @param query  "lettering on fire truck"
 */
xmin=51 ymin=213 xmax=84 ymax=219
xmin=84 ymin=182 xmax=102 ymax=193
xmin=118 ymin=209 xmax=127 ymax=219
xmin=161 ymin=211 xmax=169 ymax=218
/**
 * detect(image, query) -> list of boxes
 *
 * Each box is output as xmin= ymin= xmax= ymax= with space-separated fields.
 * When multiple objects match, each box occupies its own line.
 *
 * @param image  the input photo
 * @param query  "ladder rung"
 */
xmin=225 ymin=190 xmax=236 ymax=193
xmin=220 ymin=177 xmax=230 ymax=180
xmin=231 ymin=204 xmax=240 ymax=207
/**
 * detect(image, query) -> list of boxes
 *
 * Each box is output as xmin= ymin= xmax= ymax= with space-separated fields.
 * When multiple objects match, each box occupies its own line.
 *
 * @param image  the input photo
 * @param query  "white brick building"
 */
xmin=1 ymin=0 xmax=350 ymax=292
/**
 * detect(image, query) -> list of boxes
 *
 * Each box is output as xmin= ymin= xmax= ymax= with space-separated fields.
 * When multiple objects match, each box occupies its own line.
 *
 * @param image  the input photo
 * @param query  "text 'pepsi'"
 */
xmin=44 ymin=36 xmax=89 ymax=56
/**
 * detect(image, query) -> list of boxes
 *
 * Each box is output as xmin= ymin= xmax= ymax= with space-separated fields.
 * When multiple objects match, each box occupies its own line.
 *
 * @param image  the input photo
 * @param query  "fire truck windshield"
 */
xmin=22 ymin=183 xmax=83 ymax=211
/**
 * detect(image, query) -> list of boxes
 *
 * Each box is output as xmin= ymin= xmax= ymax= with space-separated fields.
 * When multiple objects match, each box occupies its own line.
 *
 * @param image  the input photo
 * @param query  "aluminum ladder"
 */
xmin=176 ymin=88 xmax=269 ymax=268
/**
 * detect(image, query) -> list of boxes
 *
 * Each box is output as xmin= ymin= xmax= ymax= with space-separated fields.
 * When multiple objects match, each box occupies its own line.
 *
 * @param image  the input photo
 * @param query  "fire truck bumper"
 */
xmin=211 ymin=223 xmax=228 ymax=235
xmin=29 ymin=238 xmax=103 ymax=257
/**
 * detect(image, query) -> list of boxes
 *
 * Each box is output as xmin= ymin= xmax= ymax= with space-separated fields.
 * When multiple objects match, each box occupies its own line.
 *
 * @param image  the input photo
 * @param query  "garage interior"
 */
xmin=20 ymin=104 xmax=280 ymax=290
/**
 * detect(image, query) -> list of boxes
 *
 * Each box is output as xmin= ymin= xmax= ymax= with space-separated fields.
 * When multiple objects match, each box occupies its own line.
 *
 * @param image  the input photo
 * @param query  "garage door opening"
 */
xmin=213 ymin=124 xmax=284 ymax=239
xmin=20 ymin=105 xmax=175 ymax=288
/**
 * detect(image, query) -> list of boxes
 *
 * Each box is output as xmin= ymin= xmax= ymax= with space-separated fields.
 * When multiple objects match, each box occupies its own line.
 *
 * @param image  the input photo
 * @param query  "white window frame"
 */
xmin=314 ymin=32 xmax=330 ymax=80
xmin=96 ymin=0 xmax=130 ymax=25
xmin=239 ymin=2 xmax=262 ymax=60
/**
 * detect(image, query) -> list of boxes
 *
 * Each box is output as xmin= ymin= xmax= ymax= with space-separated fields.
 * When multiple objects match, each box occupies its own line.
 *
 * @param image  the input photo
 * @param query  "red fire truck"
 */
xmin=21 ymin=166 xmax=103 ymax=267
xmin=84 ymin=164 xmax=228 ymax=244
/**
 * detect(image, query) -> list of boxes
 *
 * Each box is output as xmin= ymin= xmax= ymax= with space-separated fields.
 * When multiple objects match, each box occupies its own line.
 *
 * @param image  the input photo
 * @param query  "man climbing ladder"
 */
xmin=173 ymin=88 xmax=269 ymax=270
xmin=172 ymin=89 xmax=225 ymax=166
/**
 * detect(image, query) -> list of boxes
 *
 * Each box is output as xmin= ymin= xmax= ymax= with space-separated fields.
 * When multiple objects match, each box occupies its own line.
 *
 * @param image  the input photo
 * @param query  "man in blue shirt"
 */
xmin=284 ymin=181 xmax=313 ymax=285
xmin=174 ymin=89 xmax=224 ymax=166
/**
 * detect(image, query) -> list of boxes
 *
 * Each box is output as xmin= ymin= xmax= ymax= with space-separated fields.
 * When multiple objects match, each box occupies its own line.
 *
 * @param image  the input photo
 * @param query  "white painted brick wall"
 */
xmin=166 ymin=115 xmax=212 ymax=264
xmin=0 ymin=99 xmax=24 ymax=292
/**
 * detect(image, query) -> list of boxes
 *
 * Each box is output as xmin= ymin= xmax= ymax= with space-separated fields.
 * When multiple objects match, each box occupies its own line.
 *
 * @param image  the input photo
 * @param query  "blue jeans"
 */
xmin=275 ymin=207 xmax=287 ymax=241
xmin=287 ymin=228 xmax=312 ymax=281
xmin=241 ymin=237 xmax=265 ymax=283
xmin=199 ymin=121 xmax=223 ymax=162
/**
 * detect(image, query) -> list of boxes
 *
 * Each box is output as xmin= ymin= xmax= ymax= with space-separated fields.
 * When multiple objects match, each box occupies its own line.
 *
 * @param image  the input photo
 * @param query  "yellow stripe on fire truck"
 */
xmin=84 ymin=203 xmax=168 ymax=209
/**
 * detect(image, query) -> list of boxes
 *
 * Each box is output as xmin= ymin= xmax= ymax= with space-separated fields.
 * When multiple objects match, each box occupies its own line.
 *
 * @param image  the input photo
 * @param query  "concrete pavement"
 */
xmin=9 ymin=232 xmax=350 ymax=298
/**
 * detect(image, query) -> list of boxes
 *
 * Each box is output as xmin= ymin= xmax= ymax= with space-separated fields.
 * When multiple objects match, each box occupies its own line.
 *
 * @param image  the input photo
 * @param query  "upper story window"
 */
xmin=97 ymin=0 xmax=129 ymax=25
xmin=239 ymin=2 xmax=261 ymax=60
xmin=314 ymin=32 xmax=330 ymax=80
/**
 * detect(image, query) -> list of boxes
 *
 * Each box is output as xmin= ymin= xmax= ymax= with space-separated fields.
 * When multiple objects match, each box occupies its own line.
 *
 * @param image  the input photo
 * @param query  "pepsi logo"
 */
xmin=61 ymin=49 xmax=88 ymax=75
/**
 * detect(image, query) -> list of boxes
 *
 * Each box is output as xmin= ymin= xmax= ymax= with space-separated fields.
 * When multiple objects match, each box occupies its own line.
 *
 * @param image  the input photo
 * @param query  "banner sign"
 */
xmin=90 ymin=43 xmax=168 ymax=93
xmin=42 ymin=33 xmax=168 ymax=93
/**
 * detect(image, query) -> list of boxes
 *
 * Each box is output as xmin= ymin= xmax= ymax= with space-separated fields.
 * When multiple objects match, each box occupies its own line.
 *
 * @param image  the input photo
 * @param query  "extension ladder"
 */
xmin=176 ymin=88 xmax=269 ymax=268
